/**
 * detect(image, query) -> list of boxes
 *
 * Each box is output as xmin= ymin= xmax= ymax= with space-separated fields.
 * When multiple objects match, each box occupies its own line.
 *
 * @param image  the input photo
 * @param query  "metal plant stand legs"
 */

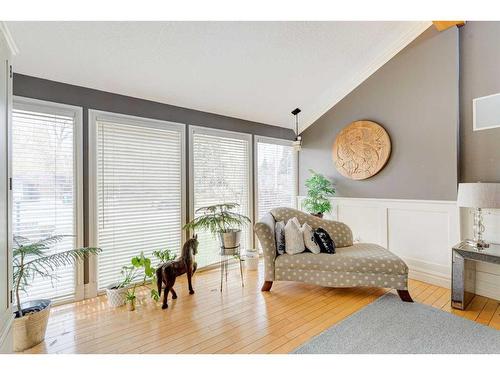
xmin=219 ymin=245 xmax=244 ymax=292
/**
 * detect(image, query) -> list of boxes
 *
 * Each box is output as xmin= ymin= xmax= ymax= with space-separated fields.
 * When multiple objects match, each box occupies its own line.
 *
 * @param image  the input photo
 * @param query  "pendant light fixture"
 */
xmin=291 ymin=107 xmax=302 ymax=152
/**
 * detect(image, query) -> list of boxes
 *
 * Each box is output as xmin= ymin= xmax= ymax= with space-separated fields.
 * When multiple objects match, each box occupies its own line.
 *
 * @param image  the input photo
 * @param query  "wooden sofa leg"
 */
xmin=261 ymin=281 xmax=273 ymax=291
xmin=397 ymin=289 xmax=414 ymax=302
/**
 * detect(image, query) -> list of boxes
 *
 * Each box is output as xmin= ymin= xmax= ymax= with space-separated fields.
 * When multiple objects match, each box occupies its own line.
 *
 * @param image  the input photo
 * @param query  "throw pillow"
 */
xmin=275 ymin=221 xmax=286 ymax=255
xmin=313 ymin=227 xmax=336 ymax=254
xmin=291 ymin=216 xmax=301 ymax=228
xmin=284 ymin=218 xmax=305 ymax=255
xmin=302 ymin=223 xmax=320 ymax=254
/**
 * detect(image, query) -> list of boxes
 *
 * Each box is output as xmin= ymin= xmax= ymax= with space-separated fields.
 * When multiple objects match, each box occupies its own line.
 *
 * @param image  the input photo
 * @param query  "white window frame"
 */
xmin=88 ymin=110 xmax=186 ymax=297
xmin=254 ymin=135 xmax=298 ymax=222
xmin=12 ymin=96 xmax=84 ymax=303
xmin=188 ymin=125 xmax=254 ymax=254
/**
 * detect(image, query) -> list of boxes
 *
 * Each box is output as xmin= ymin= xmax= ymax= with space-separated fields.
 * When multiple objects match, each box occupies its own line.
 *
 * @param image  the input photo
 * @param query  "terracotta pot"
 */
xmin=13 ymin=299 xmax=51 ymax=352
xmin=311 ymin=213 xmax=324 ymax=218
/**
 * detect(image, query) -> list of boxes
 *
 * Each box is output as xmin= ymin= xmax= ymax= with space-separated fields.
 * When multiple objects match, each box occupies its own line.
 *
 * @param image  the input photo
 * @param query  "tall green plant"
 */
xmin=183 ymin=202 xmax=251 ymax=235
xmin=303 ymin=169 xmax=336 ymax=214
xmin=13 ymin=235 xmax=101 ymax=317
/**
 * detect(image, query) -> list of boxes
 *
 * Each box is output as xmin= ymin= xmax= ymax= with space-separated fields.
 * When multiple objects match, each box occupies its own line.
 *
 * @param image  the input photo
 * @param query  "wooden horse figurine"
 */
xmin=156 ymin=234 xmax=198 ymax=309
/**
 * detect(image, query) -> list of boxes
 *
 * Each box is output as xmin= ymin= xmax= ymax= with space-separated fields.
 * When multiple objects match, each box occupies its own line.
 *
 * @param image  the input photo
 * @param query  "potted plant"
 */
xmin=106 ymin=249 xmax=176 ymax=309
xmin=105 ymin=265 xmax=136 ymax=308
xmin=12 ymin=235 xmax=101 ymax=352
xmin=303 ymin=169 xmax=336 ymax=218
xmin=183 ymin=203 xmax=251 ymax=255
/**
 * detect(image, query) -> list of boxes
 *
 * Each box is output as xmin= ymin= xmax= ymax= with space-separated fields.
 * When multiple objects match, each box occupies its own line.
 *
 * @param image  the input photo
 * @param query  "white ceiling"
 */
xmin=7 ymin=21 xmax=430 ymax=131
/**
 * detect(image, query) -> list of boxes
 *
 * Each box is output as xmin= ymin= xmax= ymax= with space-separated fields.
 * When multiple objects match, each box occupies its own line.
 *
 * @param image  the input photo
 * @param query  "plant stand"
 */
xmin=219 ymin=244 xmax=244 ymax=292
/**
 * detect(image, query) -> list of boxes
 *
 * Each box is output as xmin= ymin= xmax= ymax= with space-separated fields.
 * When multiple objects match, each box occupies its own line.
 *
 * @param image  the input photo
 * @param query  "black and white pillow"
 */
xmin=275 ymin=221 xmax=286 ymax=255
xmin=313 ymin=227 xmax=336 ymax=254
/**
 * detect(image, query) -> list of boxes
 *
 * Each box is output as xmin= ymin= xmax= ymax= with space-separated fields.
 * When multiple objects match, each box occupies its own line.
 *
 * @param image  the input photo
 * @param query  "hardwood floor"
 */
xmin=25 ymin=263 xmax=500 ymax=354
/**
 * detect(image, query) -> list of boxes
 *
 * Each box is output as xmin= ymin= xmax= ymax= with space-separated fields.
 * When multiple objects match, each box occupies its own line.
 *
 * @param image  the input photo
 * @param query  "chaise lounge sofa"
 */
xmin=255 ymin=207 xmax=413 ymax=302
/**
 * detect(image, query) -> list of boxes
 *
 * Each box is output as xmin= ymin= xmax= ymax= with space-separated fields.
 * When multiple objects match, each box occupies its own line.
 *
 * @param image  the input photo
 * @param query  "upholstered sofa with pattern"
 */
xmin=255 ymin=207 xmax=413 ymax=302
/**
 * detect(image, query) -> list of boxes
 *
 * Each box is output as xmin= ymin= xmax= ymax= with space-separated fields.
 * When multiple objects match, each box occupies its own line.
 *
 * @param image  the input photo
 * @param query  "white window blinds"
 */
xmin=256 ymin=137 xmax=297 ymax=220
xmin=95 ymin=116 xmax=184 ymax=289
xmin=191 ymin=128 xmax=252 ymax=267
xmin=12 ymin=100 xmax=82 ymax=303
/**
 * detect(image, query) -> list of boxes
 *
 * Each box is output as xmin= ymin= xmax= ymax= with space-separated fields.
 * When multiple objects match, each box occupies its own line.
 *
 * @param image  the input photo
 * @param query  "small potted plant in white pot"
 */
xmin=105 ymin=265 xmax=136 ymax=308
xmin=303 ymin=169 xmax=336 ymax=218
xmin=106 ymin=249 xmax=175 ymax=309
xmin=183 ymin=203 xmax=251 ymax=256
xmin=12 ymin=235 xmax=100 ymax=352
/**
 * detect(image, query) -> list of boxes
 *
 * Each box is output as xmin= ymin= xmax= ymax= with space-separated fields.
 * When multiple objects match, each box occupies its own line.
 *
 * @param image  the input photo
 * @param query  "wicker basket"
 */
xmin=13 ymin=300 xmax=51 ymax=352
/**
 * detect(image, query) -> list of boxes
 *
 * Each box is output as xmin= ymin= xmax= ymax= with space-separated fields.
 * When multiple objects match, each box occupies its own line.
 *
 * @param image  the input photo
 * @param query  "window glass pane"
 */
xmin=96 ymin=120 xmax=183 ymax=289
xmin=191 ymin=131 xmax=250 ymax=267
xmin=256 ymin=140 xmax=297 ymax=220
xmin=12 ymin=105 xmax=78 ymax=303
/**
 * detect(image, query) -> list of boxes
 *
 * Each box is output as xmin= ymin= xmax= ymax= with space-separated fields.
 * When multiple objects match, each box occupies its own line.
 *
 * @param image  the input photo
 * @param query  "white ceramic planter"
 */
xmin=105 ymin=285 xmax=128 ymax=308
xmin=244 ymin=250 xmax=259 ymax=270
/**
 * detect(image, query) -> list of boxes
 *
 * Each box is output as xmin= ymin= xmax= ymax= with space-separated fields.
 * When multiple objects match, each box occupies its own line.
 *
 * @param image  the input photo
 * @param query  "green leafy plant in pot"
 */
xmin=12 ymin=235 xmax=101 ymax=352
xmin=303 ymin=169 xmax=336 ymax=218
xmin=107 ymin=249 xmax=176 ymax=310
xmin=105 ymin=264 xmax=136 ymax=309
xmin=183 ymin=203 xmax=251 ymax=256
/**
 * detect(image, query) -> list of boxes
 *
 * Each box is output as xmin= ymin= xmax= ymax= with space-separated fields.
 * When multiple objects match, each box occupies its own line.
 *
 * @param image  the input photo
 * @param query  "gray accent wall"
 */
xmin=459 ymin=22 xmax=500 ymax=183
xmin=298 ymin=27 xmax=459 ymax=200
xmin=13 ymin=74 xmax=295 ymax=139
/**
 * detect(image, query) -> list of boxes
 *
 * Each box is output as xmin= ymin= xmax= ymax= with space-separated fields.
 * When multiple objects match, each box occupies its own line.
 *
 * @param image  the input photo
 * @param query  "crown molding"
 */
xmin=0 ymin=22 xmax=19 ymax=55
xmin=299 ymin=21 xmax=432 ymax=133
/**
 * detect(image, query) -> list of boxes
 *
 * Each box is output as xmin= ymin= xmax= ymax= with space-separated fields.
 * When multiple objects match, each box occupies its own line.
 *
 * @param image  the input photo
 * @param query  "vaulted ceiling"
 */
xmin=7 ymin=21 xmax=431 ymax=131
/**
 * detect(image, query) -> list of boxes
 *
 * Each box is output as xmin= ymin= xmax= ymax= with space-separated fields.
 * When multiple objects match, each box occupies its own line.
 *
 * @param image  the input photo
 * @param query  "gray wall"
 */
xmin=298 ymin=27 xmax=459 ymax=200
xmin=460 ymin=22 xmax=500 ymax=183
xmin=13 ymin=74 xmax=294 ymax=139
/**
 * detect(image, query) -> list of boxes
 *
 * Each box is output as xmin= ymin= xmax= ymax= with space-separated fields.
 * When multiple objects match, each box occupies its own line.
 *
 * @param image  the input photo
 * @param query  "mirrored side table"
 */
xmin=452 ymin=241 xmax=500 ymax=310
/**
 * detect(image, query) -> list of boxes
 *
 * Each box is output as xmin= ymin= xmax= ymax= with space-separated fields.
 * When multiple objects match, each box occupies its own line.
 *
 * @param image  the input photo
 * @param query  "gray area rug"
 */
xmin=294 ymin=293 xmax=500 ymax=354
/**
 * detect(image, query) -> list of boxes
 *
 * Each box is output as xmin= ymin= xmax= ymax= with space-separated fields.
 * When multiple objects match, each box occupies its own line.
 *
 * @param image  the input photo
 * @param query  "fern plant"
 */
xmin=303 ymin=169 xmax=336 ymax=215
xmin=183 ymin=202 xmax=251 ymax=235
xmin=13 ymin=235 xmax=101 ymax=317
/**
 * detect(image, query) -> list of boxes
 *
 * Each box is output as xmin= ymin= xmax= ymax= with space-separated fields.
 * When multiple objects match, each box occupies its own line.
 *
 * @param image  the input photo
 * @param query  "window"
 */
xmin=190 ymin=127 xmax=252 ymax=267
xmin=12 ymin=97 xmax=83 ymax=303
xmin=255 ymin=137 xmax=297 ymax=220
xmin=90 ymin=112 xmax=185 ymax=290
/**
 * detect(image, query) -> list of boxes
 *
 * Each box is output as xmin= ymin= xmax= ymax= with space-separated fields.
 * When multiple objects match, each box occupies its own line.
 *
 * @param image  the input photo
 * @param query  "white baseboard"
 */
xmin=408 ymin=267 xmax=451 ymax=289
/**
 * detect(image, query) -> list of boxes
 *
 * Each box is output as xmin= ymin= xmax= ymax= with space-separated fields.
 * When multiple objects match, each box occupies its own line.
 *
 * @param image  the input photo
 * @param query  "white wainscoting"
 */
xmin=298 ymin=197 xmax=460 ymax=289
xmin=461 ymin=208 xmax=500 ymax=300
xmin=297 ymin=197 xmax=500 ymax=300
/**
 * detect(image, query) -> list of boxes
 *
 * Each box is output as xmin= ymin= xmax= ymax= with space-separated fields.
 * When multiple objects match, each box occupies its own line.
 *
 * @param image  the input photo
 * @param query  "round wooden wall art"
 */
xmin=332 ymin=120 xmax=391 ymax=180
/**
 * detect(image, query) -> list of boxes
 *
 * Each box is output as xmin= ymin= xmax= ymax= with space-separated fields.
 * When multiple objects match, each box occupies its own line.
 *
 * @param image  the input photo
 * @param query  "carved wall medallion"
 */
xmin=332 ymin=120 xmax=391 ymax=180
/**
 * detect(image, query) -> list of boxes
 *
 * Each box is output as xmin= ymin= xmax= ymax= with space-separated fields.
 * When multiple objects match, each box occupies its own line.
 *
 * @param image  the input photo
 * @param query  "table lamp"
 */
xmin=457 ymin=183 xmax=500 ymax=249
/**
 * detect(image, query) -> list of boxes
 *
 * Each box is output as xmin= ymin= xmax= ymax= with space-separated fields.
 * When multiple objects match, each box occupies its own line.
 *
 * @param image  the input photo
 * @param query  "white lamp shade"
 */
xmin=457 ymin=183 xmax=500 ymax=208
